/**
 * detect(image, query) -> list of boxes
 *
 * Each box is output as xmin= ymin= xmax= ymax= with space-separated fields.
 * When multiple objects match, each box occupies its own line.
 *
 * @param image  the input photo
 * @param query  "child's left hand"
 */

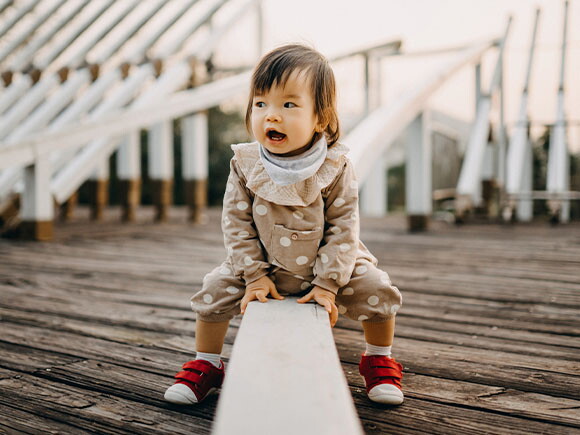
xmin=297 ymin=286 xmax=338 ymax=327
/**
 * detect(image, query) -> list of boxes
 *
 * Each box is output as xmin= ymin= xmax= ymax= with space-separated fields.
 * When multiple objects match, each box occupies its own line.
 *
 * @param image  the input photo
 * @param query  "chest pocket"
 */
xmin=270 ymin=225 xmax=323 ymax=275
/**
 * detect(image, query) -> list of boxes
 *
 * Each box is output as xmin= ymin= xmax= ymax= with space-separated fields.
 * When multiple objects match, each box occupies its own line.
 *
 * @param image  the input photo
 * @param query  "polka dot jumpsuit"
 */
xmin=190 ymin=142 xmax=402 ymax=323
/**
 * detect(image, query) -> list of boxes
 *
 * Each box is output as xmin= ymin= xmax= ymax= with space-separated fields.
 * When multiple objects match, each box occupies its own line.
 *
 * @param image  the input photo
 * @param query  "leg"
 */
xmin=362 ymin=316 xmax=395 ymax=346
xmin=196 ymin=319 xmax=230 ymax=354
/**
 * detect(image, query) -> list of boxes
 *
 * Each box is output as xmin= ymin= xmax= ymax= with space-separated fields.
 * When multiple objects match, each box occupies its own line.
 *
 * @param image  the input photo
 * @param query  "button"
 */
xmin=291 ymin=233 xmax=298 ymax=240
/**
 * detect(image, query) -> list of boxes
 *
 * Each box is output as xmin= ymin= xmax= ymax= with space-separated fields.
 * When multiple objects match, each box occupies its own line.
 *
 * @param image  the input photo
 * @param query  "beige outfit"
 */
xmin=191 ymin=141 xmax=402 ymax=323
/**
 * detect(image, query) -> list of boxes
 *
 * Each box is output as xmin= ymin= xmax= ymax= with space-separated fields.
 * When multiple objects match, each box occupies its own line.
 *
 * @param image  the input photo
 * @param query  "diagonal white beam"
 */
xmin=0 ymin=71 xmax=251 ymax=171
xmin=346 ymin=41 xmax=495 ymax=182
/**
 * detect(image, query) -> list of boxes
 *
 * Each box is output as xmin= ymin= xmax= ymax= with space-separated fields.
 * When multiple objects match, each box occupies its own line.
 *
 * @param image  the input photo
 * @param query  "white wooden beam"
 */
xmin=33 ymin=0 xmax=114 ymax=71
xmin=0 ymin=0 xmax=36 ymax=40
xmin=0 ymin=74 xmax=32 ymax=114
xmin=0 ymin=71 xmax=251 ymax=171
xmin=51 ymin=62 xmax=192 ymax=203
xmin=181 ymin=112 xmax=208 ymax=180
xmin=8 ymin=70 xmax=91 ymax=142
xmin=45 ymin=0 xmax=140 ymax=75
xmin=117 ymin=131 xmax=141 ymax=180
xmin=148 ymin=120 xmax=174 ymax=180
xmin=0 ymin=69 xmax=122 ymax=200
xmin=213 ymin=298 xmax=363 ymax=435
xmin=0 ymin=73 xmax=60 ymax=140
xmin=111 ymin=0 xmax=199 ymax=68
xmin=148 ymin=0 xmax=227 ymax=61
xmin=0 ymin=0 xmax=65 ymax=65
xmin=7 ymin=0 xmax=89 ymax=73
xmin=86 ymin=0 xmax=166 ymax=66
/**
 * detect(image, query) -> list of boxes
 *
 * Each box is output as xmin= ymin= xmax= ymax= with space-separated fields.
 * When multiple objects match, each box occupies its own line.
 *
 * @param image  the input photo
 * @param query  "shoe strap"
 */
xmin=182 ymin=360 xmax=216 ymax=373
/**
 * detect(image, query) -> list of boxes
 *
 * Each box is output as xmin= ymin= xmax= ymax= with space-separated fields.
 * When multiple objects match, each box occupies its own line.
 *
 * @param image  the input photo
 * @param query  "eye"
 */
xmin=254 ymin=101 xmax=266 ymax=108
xmin=284 ymin=102 xmax=297 ymax=108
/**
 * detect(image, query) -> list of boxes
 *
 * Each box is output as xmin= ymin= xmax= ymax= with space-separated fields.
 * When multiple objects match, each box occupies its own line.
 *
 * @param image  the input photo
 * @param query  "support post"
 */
xmin=60 ymin=192 xmax=78 ymax=221
xmin=481 ymin=142 xmax=497 ymax=216
xmin=359 ymin=157 xmax=386 ymax=217
xmin=505 ymin=8 xmax=540 ymax=222
xmin=117 ymin=131 xmax=141 ymax=222
xmin=475 ymin=62 xmax=481 ymax=114
xmin=182 ymin=112 xmax=208 ymax=223
xmin=406 ymin=111 xmax=432 ymax=231
xmin=20 ymin=158 xmax=54 ymax=241
xmin=360 ymin=54 xmax=386 ymax=216
xmin=148 ymin=120 xmax=174 ymax=222
xmin=547 ymin=0 xmax=570 ymax=223
xmin=517 ymin=139 xmax=533 ymax=221
xmin=89 ymin=161 xmax=109 ymax=221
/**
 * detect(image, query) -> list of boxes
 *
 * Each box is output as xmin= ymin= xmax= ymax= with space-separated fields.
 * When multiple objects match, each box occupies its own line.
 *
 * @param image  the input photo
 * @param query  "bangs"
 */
xmin=253 ymin=59 xmax=313 ymax=96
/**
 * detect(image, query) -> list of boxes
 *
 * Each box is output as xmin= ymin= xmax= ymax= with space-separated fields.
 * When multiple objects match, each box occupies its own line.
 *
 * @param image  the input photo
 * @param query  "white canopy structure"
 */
xmin=0 ymin=0 xmax=577 ymax=240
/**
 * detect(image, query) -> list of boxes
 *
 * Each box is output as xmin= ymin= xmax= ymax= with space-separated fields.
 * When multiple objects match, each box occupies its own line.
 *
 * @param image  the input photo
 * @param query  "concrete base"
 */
xmin=481 ymin=180 xmax=499 ymax=218
xmin=407 ymin=214 xmax=429 ymax=232
xmin=151 ymin=179 xmax=173 ymax=222
xmin=119 ymin=179 xmax=141 ymax=222
xmin=19 ymin=220 xmax=53 ymax=241
xmin=59 ymin=192 xmax=78 ymax=221
xmin=88 ymin=180 xmax=109 ymax=221
xmin=185 ymin=179 xmax=207 ymax=223
xmin=0 ymin=194 xmax=20 ymax=227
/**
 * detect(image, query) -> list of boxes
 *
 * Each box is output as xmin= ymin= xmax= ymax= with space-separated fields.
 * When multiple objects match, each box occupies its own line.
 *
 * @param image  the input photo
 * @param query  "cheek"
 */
xmin=250 ymin=114 xmax=261 ymax=136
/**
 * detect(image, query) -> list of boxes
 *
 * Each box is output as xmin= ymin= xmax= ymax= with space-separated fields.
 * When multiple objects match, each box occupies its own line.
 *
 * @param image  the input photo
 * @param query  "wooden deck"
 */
xmin=1 ymin=207 xmax=579 ymax=434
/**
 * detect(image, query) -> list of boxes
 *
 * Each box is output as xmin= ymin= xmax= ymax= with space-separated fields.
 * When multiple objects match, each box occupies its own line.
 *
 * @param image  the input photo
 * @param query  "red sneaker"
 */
xmin=359 ymin=354 xmax=404 ymax=405
xmin=164 ymin=360 xmax=225 ymax=404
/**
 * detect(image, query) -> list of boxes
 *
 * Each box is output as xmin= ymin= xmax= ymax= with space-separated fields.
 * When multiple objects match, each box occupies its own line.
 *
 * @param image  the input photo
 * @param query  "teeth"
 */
xmin=267 ymin=130 xmax=286 ymax=141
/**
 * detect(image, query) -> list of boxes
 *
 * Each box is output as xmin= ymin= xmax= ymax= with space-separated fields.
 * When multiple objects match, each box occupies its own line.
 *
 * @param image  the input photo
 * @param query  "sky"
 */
xmin=215 ymin=0 xmax=579 ymax=151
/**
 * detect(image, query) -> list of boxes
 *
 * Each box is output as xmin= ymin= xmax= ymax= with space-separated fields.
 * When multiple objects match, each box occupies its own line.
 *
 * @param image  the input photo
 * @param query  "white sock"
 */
xmin=196 ymin=351 xmax=222 ymax=368
xmin=365 ymin=343 xmax=392 ymax=357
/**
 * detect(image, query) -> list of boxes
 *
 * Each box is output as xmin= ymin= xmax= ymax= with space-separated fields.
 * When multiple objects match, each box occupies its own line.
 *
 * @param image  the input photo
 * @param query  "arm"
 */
xmin=311 ymin=158 xmax=360 ymax=294
xmin=222 ymin=158 xmax=270 ymax=285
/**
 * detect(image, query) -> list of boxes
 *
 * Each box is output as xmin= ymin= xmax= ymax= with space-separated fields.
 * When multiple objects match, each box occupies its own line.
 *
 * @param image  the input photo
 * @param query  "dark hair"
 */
xmin=245 ymin=44 xmax=340 ymax=146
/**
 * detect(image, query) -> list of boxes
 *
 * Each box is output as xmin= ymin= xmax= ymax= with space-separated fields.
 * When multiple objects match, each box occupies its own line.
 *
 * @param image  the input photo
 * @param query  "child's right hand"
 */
xmin=240 ymin=275 xmax=284 ymax=314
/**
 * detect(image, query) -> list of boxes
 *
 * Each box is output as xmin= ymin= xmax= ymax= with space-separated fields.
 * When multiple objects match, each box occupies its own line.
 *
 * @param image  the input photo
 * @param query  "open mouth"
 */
xmin=266 ymin=129 xmax=287 ymax=142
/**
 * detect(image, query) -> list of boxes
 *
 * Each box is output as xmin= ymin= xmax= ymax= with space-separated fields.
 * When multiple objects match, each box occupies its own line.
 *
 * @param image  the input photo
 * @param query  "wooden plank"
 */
xmin=0 ymin=404 xmax=93 ymax=435
xmin=0 ymin=370 xmax=213 ymax=434
xmin=213 ymin=298 xmax=364 ymax=435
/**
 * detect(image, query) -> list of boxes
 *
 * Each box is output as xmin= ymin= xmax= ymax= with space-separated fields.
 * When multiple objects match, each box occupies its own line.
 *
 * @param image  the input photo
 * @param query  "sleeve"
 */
xmin=222 ymin=158 xmax=270 ymax=285
xmin=312 ymin=158 xmax=360 ymax=294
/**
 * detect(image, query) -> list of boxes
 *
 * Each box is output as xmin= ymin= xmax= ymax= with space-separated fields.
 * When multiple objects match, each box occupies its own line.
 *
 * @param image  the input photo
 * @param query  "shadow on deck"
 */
xmin=1 ymin=207 xmax=579 ymax=434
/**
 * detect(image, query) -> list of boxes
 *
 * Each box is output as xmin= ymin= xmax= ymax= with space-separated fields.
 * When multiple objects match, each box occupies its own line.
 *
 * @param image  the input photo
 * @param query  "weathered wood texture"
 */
xmin=0 ymin=206 xmax=579 ymax=434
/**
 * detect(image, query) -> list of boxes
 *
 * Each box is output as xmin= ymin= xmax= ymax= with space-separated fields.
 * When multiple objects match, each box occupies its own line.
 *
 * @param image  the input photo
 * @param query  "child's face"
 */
xmin=251 ymin=70 xmax=320 ymax=157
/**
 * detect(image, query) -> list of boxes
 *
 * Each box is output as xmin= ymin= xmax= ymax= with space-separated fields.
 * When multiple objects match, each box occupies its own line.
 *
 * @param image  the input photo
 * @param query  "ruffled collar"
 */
xmin=231 ymin=141 xmax=350 ymax=206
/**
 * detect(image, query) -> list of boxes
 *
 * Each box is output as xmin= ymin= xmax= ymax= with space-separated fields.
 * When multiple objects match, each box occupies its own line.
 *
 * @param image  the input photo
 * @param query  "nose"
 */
xmin=265 ymin=110 xmax=281 ymax=122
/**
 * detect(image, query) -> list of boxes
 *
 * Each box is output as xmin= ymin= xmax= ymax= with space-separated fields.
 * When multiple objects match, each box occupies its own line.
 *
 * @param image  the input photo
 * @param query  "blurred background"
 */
xmin=0 ymin=0 xmax=578 ymax=239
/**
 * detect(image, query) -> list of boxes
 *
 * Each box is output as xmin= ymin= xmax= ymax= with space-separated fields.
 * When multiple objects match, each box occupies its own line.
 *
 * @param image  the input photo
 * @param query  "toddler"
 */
xmin=164 ymin=44 xmax=404 ymax=406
